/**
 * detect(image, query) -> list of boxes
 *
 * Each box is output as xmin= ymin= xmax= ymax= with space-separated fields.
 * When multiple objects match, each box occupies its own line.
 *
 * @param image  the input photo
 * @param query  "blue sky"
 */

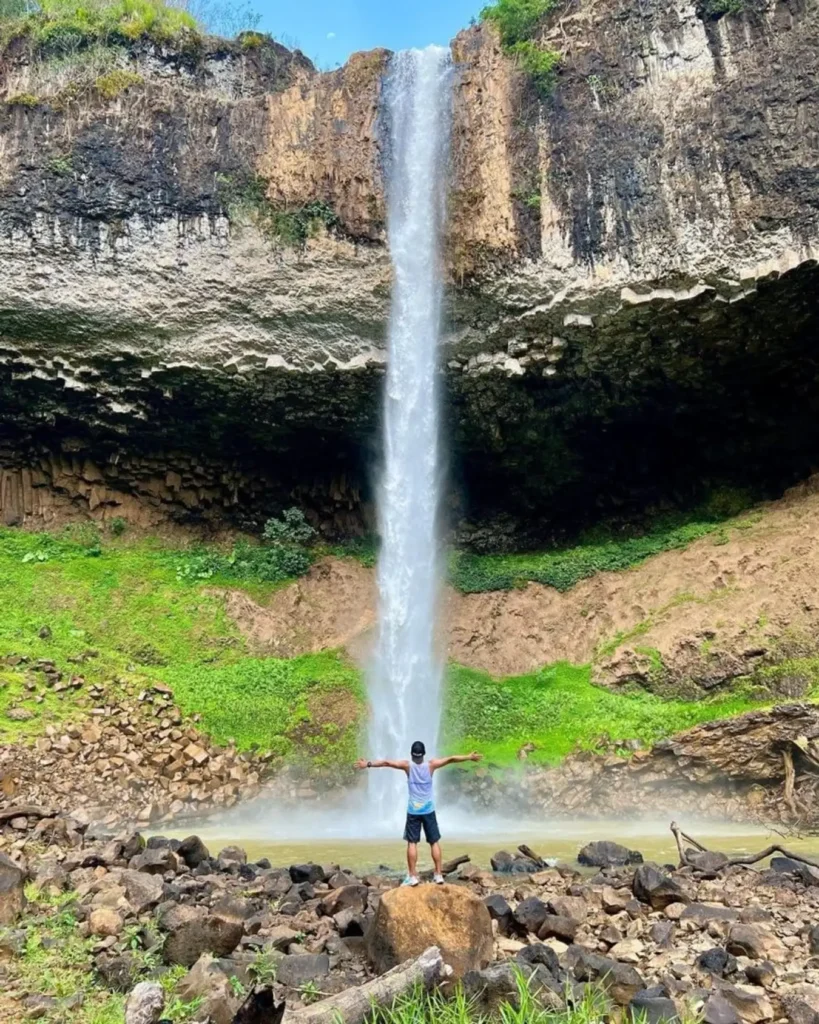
xmin=255 ymin=0 xmax=481 ymax=70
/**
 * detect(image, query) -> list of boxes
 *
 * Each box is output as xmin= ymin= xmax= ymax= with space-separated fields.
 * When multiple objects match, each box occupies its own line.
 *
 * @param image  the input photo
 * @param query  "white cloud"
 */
xmin=326 ymin=31 xmax=336 ymax=38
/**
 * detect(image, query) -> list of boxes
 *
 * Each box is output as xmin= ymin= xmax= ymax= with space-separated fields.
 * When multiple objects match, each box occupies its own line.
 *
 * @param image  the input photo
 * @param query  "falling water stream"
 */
xmin=367 ymin=47 xmax=454 ymax=828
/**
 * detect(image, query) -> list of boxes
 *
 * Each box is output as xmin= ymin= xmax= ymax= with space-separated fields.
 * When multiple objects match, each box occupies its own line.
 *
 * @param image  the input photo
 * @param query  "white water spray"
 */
xmin=367 ymin=46 xmax=454 ymax=826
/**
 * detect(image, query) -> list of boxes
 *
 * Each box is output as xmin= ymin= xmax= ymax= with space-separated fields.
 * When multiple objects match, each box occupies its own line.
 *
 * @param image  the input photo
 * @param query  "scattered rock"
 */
xmin=565 ymin=946 xmax=646 ymax=1005
xmin=176 ymin=954 xmax=241 ymax=1024
xmin=538 ymin=914 xmax=580 ymax=943
xmin=289 ymin=862 xmax=323 ymax=884
xmin=629 ymin=990 xmax=680 ymax=1024
xmin=727 ymin=925 xmax=786 ymax=963
xmin=698 ymin=948 xmax=738 ymax=976
xmin=124 ymin=982 xmax=164 ymax=1024
xmin=578 ymin=841 xmax=643 ymax=868
xmin=0 ymin=852 xmax=26 ymax=925
xmin=633 ymin=864 xmax=687 ymax=911
xmin=276 ymin=953 xmax=331 ymax=988
xmin=176 ymin=835 xmax=210 ymax=869
xmin=89 ymin=907 xmax=124 ymax=938
xmin=513 ymin=896 xmax=550 ymax=936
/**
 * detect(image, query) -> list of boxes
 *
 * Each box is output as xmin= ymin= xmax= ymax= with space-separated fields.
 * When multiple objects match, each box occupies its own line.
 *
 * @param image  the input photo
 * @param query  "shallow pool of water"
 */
xmin=160 ymin=814 xmax=819 ymax=874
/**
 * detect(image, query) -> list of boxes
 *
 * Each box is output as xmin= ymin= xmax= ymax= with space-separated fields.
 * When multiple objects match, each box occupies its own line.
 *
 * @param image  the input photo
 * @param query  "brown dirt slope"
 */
xmin=223 ymin=478 xmax=819 ymax=696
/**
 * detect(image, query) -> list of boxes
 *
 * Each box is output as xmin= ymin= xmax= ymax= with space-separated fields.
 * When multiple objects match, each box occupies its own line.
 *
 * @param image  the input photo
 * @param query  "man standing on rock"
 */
xmin=355 ymin=741 xmax=482 ymax=887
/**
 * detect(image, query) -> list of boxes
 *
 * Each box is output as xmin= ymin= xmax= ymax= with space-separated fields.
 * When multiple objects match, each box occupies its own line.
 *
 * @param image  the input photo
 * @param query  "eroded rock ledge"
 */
xmin=1 ymin=0 xmax=818 ymax=538
xmin=453 ymin=704 xmax=819 ymax=829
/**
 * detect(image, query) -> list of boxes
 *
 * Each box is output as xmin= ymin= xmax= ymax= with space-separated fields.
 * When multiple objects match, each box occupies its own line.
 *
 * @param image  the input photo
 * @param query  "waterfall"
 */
xmin=367 ymin=46 xmax=454 ymax=826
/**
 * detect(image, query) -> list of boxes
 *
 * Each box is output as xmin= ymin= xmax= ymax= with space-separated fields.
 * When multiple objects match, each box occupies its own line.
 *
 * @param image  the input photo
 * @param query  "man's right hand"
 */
xmin=469 ymin=751 xmax=483 ymax=762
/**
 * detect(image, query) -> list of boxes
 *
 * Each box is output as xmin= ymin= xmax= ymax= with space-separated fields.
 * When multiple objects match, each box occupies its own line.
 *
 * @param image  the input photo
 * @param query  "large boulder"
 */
xmin=125 ymin=982 xmax=164 ymax=1024
xmin=513 ymin=896 xmax=550 ymax=936
xmin=176 ymin=954 xmax=241 ymax=1024
xmin=565 ymin=946 xmax=645 ymax=1005
xmin=367 ymin=883 xmax=493 ymax=979
xmin=276 ymin=953 xmax=330 ymax=988
xmin=578 ymin=841 xmax=643 ymax=868
xmin=633 ymin=864 xmax=687 ymax=910
xmin=177 ymin=836 xmax=210 ymax=869
xmin=320 ymin=884 xmax=368 ymax=917
xmin=160 ymin=904 xmax=243 ymax=967
xmin=0 ymin=853 xmax=26 ymax=925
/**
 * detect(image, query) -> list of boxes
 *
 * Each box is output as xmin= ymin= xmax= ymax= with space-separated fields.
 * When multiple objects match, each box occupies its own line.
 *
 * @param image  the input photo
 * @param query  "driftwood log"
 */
xmin=670 ymin=820 xmax=819 ymax=870
xmin=518 ymin=844 xmax=545 ymax=867
xmin=282 ymin=946 xmax=448 ymax=1024
xmin=0 ymin=805 xmax=52 ymax=825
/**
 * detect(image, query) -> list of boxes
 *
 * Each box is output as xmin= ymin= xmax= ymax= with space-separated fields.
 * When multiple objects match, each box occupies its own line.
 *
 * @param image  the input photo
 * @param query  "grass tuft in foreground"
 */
xmin=367 ymin=972 xmax=612 ymax=1024
xmin=443 ymin=661 xmax=766 ymax=765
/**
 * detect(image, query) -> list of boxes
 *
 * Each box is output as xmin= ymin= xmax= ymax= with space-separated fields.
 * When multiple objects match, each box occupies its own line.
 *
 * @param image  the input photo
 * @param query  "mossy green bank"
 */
xmin=0 ymin=511 xmax=783 ymax=772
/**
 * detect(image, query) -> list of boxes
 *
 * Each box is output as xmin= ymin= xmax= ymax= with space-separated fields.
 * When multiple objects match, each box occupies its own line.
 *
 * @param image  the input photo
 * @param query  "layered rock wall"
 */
xmin=0 ymin=0 xmax=817 ymax=538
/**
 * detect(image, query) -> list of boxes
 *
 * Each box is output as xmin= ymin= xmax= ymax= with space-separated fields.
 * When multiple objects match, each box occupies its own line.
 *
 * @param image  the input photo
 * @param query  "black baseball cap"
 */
xmin=410 ymin=741 xmax=425 ymax=762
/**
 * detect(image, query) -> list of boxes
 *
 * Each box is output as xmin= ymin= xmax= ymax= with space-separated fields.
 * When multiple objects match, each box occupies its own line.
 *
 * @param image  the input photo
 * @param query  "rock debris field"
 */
xmin=2 ymin=809 xmax=819 ymax=1024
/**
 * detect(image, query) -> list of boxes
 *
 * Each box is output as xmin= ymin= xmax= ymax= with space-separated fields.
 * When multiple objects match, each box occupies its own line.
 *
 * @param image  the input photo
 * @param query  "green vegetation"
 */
xmin=0 ymin=887 xmax=131 ymax=1024
xmin=443 ymin=661 xmax=766 ymax=765
xmin=215 ymin=172 xmax=340 ymax=246
xmin=449 ymin=491 xmax=754 ymax=593
xmin=0 ymin=0 xmax=199 ymax=52
xmin=0 ymin=523 xmax=361 ymax=770
xmin=480 ymin=0 xmax=561 ymax=95
xmin=94 ymin=66 xmax=143 ymax=97
xmin=699 ymin=0 xmax=745 ymax=16
xmin=6 ymin=91 xmax=40 ymax=105
xmin=508 ymin=39 xmax=560 ymax=94
xmin=480 ymin=0 xmax=558 ymax=45
xmin=161 ymin=651 xmax=365 ymax=759
xmin=47 ymin=153 xmax=73 ymax=175
xmin=368 ymin=972 xmax=612 ymax=1024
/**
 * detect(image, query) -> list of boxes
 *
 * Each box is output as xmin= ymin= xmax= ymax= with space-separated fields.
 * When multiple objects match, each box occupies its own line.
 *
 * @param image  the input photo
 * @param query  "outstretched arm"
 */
xmin=355 ymin=758 xmax=409 ymax=774
xmin=429 ymin=751 xmax=482 ymax=772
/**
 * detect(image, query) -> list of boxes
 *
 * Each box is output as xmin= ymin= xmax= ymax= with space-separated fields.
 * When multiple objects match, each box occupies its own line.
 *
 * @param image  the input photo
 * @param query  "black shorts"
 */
xmin=403 ymin=811 xmax=441 ymax=844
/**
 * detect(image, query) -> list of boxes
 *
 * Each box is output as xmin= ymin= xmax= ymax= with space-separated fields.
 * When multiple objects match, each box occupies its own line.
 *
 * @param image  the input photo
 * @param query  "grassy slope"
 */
xmin=0 ymin=503 xmax=778 ymax=771
xmin=0 ymin=527 xmax=363 ymax=769
xmin=449 ymin=489 xmax=755 ymax=593
xmin=442 ymin=661 xmax=765 ymax=765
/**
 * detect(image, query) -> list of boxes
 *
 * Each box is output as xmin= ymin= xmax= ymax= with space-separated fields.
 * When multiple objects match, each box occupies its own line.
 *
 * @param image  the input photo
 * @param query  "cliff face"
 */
xmin=0 ymin=0 xmax=817 ymax=539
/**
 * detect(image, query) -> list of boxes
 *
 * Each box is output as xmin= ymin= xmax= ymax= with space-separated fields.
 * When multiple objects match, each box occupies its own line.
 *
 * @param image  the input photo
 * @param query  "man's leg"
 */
xmin=430 ymin=841 xmax=443 ymax=875
xmin=407 ymin=842 xmax=418 ymax=877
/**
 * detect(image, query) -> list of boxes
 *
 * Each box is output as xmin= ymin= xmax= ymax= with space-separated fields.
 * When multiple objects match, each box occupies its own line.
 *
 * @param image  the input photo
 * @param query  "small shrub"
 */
xmin=238 ymin=29 xmax=267 ymax=48
xmin=299 ymin=980 xmax=321 ymax=1004
xmin=699 ymin=0 xmax=744 ymax=16
xmin=263 ymin=507 xmax=315 ymax=545
xmin=94 ymin=68 xmax=143 ymax=98
xmin=509 ymin=39 xmax=560 ymax=95
xmin=109 ymin=516 xmax=127 ymax=537
xmin=248 ymin=948 xmax=278 ymax=986
xmin=47 ymin=154 xmax=72 ymax=176
xmin=216 ymin=173 xmax=340 ymax=246
xmin=174 ymin=539 xmax=311 ymax=585
xmin=6 ymin=92 xmax=39 ymax=106
xmin=480 ymin=0 xmax=558 ymax=45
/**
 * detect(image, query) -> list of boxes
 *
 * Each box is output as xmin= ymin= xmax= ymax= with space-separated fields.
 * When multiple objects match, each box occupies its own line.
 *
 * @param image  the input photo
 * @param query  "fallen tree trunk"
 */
xmin=282 ymin=946 xmax=448 ymax=1024
xmin=0 ymin=805 xmax=51 ymax=825
xmin=518 ymin=844 xmax=545 ymax=866
xmin=442 ymin=855 xmax=469 ymax=875
xmin=670 ymin=821 xmax=819 ymax=870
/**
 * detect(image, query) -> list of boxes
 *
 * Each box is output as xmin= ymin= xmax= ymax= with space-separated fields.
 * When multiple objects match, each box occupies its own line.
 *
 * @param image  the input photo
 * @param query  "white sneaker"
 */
xmin=401 ymin=875 xmax=420 ymax=887
xmin=433 ymin=873 xmax=445 ymax=885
